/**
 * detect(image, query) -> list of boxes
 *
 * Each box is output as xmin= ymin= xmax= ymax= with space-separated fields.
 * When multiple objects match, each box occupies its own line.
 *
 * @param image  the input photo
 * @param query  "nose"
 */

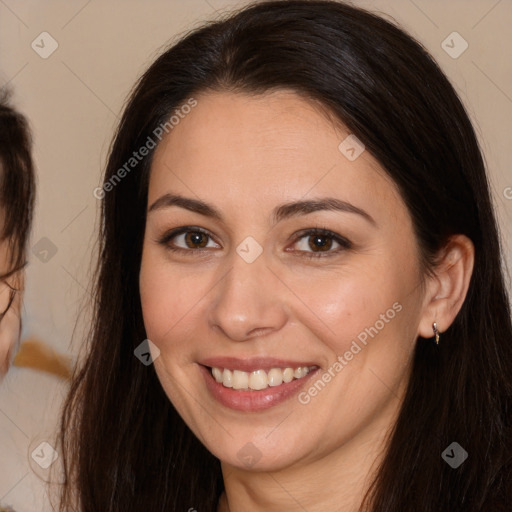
xmin=208 ymin=248 xmax=288 ymax=342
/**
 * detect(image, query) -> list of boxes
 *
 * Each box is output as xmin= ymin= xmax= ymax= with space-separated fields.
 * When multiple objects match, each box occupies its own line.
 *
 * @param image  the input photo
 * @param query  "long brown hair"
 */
xmin=56 ymin=1 xmax=512 ymax=510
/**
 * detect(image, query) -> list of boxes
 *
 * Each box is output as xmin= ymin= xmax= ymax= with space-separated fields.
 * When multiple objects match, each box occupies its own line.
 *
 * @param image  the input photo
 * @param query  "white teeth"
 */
xmin=210 ymin=365 xmax=314 ymax=391
xmin=222 ymin=369 xmax=233 ymax=388
xmin=283 ymin=367 xmax=294 ymax=383
xmin=267 ymin=368 xmax=283 ymax=387
xmin=232 ymin=370 xmax=249 ymax=390
xmin=248 ymin=370 xmax=267 ymax=390
xmin=212 ymin=367 xmax=223 ymax=383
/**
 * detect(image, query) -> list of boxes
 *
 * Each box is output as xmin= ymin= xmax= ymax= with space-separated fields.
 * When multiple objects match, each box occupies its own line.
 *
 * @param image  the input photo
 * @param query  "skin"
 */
xmin=0 ymin=235 xmax=23 ymax=379
xmin=139 ymin=90 xmax=474 ymax=512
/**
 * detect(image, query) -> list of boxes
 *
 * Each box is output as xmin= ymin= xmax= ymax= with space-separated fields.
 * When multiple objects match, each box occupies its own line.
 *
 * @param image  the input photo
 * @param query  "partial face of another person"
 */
xmin=0 ymin=233 xmax=23 ymax=379
xmin=139 ymin=90 xmax=432 ymax=471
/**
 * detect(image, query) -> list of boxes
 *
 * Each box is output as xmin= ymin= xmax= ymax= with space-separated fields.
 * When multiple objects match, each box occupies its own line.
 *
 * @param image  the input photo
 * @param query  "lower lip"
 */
xmin=199 ymin=364 xmax=319 ymax=412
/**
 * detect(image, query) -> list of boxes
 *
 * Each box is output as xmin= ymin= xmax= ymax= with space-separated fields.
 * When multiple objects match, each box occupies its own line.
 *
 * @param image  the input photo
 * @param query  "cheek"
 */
xmin=287 ymin=263 xmax=406 ymax=353
xmin=139 ymin=253 xmax=210 ymax=347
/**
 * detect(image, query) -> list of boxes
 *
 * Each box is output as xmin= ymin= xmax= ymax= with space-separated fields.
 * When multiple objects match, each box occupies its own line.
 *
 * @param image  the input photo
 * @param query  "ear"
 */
xmin=417 ymin=234 xmax=475 ymax=340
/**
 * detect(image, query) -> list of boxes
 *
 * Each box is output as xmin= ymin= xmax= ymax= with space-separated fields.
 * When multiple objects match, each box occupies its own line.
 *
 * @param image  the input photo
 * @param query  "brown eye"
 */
xmin=184 ymin=231 xmax=209 ymax=248
xmin=158 ymin=227 xmax=220 ymax=253
xmin=292 ymin=228 xmax=351 ymax=258
xmin=308 ymin=234 xmax=333 ymax=252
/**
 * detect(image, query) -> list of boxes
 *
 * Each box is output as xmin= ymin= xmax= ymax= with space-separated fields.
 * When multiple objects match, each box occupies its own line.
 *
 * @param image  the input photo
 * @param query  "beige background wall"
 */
xmin=0 ymin=1 xmax=511 ymax=510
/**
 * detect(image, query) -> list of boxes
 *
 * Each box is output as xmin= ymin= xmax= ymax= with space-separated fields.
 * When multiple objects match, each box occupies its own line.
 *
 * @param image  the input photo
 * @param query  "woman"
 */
xmin=57 ymin=1 xmax=512 ymax=511
xmin=0 ymin=88 xmax=36 ymax=512
xmin=0 ymin=89 xmax=35 ymax=380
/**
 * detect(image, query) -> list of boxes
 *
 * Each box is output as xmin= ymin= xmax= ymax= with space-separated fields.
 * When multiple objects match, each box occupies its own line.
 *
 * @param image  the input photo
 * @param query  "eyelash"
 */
xmin=157 ymin=226 xmax=352 ymax=259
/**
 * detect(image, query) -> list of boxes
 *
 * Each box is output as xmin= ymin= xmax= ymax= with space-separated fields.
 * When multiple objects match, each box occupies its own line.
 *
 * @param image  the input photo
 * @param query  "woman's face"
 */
xmin=139 ymin=90 xmax=430 ymax=471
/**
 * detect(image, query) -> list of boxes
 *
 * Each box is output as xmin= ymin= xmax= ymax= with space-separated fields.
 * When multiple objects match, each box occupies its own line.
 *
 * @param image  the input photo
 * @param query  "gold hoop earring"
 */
xmin=432 ymin=322 xmax=440 ymax=345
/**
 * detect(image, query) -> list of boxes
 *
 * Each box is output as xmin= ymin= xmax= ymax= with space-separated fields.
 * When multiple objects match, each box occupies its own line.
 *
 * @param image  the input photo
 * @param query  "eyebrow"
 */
xmin=148 ymin=193 xmax=376 ymax=227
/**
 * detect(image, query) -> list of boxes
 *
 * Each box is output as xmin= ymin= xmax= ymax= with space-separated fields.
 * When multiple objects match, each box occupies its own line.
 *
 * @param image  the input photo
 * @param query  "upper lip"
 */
xmin=199 ymin=357 xmax=319 ymax=372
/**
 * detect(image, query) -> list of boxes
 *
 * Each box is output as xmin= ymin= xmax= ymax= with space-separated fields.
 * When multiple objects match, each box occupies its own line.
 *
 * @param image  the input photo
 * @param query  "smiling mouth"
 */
xmin=209 ymin=365 xmax=318 ymax=391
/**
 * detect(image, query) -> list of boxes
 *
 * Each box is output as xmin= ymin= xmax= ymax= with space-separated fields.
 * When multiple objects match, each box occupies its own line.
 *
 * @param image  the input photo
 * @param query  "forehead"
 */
xmin=148 ymin=90 xmax=405 ymax=224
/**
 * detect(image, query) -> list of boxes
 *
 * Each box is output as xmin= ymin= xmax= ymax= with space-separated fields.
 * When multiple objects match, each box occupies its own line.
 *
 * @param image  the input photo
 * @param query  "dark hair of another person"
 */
xmin=0 ymin=88 xmax=35 ymax=272
xmin=56 ymin=1 xmax=512 ymax=510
